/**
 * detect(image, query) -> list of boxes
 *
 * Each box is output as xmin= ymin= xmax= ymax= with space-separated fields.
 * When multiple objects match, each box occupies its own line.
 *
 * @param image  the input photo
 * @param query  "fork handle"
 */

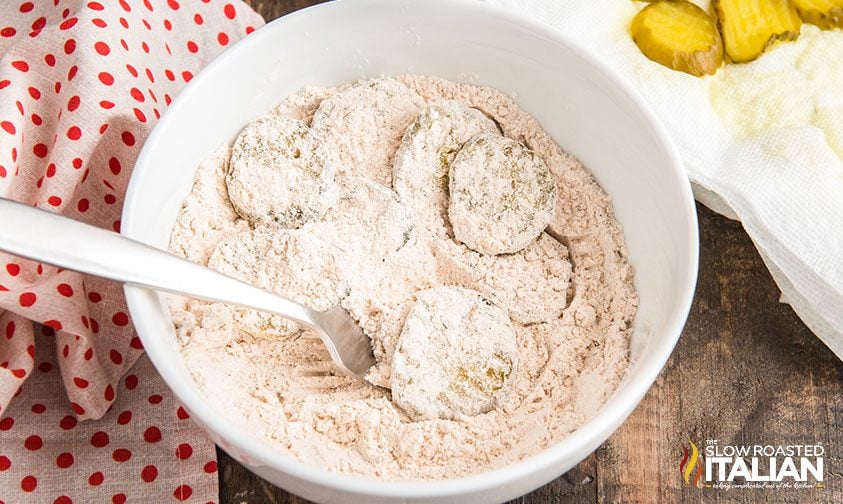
xmin=0 ymin=197 xmax=319 ymax=328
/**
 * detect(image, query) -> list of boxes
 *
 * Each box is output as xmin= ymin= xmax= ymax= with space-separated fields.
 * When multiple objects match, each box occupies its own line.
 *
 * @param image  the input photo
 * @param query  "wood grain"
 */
xmin=243 ymin=0 xmax=329 ymax=20
xmin=221 ymin=2 xmax=843 ymax=502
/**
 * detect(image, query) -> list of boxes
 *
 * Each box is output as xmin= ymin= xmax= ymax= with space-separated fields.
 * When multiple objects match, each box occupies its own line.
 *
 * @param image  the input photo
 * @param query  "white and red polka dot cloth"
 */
xmin=0 ymin=1 xmax=263 ymax=502
xmin=2 ymin=328 xmax=219 ymax=503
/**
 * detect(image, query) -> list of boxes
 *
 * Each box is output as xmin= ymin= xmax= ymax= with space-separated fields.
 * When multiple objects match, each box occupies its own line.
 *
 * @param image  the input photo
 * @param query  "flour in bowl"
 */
xmin=168 ymin=75 xmax=638 ymax=480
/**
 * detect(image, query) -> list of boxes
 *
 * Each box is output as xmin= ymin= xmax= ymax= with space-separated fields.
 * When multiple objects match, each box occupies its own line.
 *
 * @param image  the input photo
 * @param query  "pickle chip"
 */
xmin=792 ymin=0 xmax=843 ymax=29
xmin=713 ymin=0 xmax=802 ymax=63
xmin=390 ymin=286 xmax=518 ymax=421
xmin=631 ymin=1 xmax=724 ymax=76
xmin=448 ymin=134 xmax=557 ymax=256
xmin=311 ymin=78 xmax=424 ymax=187
xmin=227 ymin=115 xmax=337 ymax=230
xmin=393 ymin=101 xmax=501 ymax=235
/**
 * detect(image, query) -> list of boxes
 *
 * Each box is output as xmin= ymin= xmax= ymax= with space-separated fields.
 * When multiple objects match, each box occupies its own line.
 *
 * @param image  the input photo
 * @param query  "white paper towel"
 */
xmin=485 ymin=0 xmax=843 ymax=359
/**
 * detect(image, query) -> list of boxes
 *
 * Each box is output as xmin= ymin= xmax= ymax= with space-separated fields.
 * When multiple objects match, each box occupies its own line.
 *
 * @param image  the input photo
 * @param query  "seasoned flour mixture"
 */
xmin=168 ymin=75 xmax=638 ymax=480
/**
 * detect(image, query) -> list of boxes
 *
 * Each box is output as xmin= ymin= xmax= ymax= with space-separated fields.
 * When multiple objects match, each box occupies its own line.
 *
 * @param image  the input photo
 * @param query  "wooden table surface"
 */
xmin=222 ymin=2 xmax=843 ymax=502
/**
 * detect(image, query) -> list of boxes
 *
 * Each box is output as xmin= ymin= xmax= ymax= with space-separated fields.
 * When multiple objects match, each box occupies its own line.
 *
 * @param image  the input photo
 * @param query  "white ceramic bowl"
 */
xmin=123 ymin=0 xmax=698 ymax=502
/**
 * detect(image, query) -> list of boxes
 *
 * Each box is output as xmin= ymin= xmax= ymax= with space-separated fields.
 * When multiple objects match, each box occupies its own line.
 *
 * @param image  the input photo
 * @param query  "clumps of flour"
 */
xmin=168 ymin=75 xmax=638 ymax=480
xmin=208 ymin=227 xmax=347 ymax=340
xmin=433 ymin=233 xmax=573 ymax=325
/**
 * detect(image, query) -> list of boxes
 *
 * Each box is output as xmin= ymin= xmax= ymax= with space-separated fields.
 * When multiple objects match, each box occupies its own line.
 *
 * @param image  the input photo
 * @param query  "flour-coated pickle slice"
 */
xmin=393 ymin=100 xmax=501 ymax=234
xmin=448 ymin=134 xmax=557 ymax=255
xmin=227 ymin=115 xmax=337 ymax=229
xmin=311 ymin=78 xmax=424 ymax=187
xmin=390 ymin=286 xmax=518 ymax=421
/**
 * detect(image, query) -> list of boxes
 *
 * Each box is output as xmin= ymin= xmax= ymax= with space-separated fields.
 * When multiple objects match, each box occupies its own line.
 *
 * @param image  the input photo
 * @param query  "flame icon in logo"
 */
xmin=679 ymin=439 xmax=704 ymax=487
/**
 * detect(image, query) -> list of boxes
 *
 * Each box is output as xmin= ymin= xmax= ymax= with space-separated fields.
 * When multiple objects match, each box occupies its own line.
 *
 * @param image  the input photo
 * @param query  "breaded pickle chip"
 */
xmin=311 ymin=78 xmax=424 ymax=187
xmin=227 ymin=115 xmax=336 ymax=229
xmin=448 ymin=134 xmax=557 ymax=255
xmin=391 ymin=286 xmax=518 ymax=421
xmin=393 ymin=101 xmax=501 ymax=233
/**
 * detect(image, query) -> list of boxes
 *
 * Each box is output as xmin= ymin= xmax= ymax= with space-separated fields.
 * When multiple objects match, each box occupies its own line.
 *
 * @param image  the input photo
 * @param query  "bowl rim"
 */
xmin=123 ymin=0 xmax=699 ymax=497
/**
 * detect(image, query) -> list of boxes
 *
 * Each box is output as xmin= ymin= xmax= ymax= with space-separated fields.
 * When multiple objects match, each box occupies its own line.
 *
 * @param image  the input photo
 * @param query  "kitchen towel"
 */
xmin=0 ymin=0 xmax=263 ymax=502
xmin=486 ymin=0 xmax=843 ymax=360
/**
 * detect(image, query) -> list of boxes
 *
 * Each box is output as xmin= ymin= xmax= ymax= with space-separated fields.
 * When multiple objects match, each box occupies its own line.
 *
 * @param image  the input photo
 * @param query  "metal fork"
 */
xmin=0 ymin=198 xmax=375 ymax=379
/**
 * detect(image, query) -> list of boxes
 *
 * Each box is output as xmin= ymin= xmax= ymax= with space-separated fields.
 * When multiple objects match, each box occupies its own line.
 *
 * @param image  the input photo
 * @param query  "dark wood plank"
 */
xmin=218 ymin=448 xmax=309 ymax=504
xmin=595 ymin=204 xmax=843 ymax=504
xmin=243 ymin=0 xmax=329 ymax=20
xmin=220 ymin=2 xmax=843 ymax=502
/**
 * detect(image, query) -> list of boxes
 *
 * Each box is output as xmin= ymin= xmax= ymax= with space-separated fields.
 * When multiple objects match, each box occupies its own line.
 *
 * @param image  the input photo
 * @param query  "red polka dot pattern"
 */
xmin=88 ymin=471 xmax=104 ymax=486
xmin=112 ymin=448 xmax=132 ymax=462
xmin=110 ymin=349 xmax=123 ymax=364
xmin=19 ymin=292 xmax=36 ymax=307
xmin=56 ymin=283 xmax=73 ymax=297
xmin=0 ymin=2 xmax=262 ymax=502
xmin=174 ymin=484 xmax=193 ymax=501
xmin=94 ymin=41 xmax=110 ymax=55
xmin=59 ymin=415 xmax=77 ymax=430
xmin=24 ymin=434 xmax=43 ymax=450
xmin=112 ymin=311 xmax=129 ymax=326
xmin=124 ymin=374 xmax=138 ymax=390
xmin=141 ymin=464 xmax=158 ymax=482
xmin=90 ymin=431 xmax=109 ymax=448
xmin=1 ymin=350 xmax=224 ymax=503
xmin=56 ymin=452 xmax=74 ymax=468
xmin=175 ymin=443 xmax=193 ymax=460
xmin=144 ymin=426 xmax=162 ymax=443
xmin=21 ymin=474 xmax=37 ymax=492
xmin=116 ymin=409 xmax=132 ymax=425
